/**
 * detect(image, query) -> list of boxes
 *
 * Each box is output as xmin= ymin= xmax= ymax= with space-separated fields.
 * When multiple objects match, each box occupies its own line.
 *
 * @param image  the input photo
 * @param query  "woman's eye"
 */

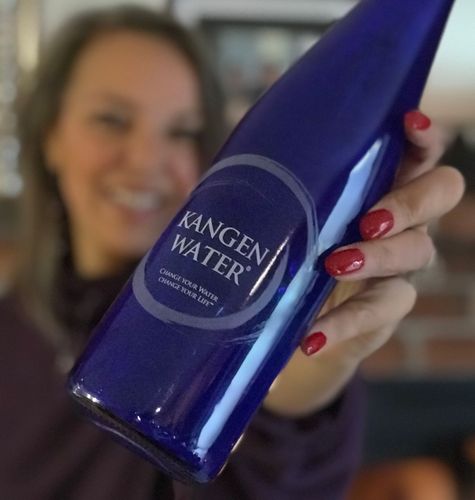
xmin=93 ymin=112 xmax=129 ymax=131
xmin=168 ymin=127 xmax=202 ymax=143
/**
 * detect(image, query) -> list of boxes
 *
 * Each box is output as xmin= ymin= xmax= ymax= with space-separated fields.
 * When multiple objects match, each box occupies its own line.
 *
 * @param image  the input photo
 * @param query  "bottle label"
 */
xmin=132 ymin=154 xmax=318 ymax=331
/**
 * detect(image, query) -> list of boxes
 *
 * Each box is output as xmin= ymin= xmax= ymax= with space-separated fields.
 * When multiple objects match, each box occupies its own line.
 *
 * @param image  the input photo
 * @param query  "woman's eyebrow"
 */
xmin=86 ymin=92 xmax=137 ymax=109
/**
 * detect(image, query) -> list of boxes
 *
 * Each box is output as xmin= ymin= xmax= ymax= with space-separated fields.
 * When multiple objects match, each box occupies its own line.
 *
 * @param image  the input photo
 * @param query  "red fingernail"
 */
xmin=324 ymin=248 xmax=365 ymax=276
xmin=404 ymin=110 xmax=431 ymax=131
xmin=359 ymin=209 xmax=394 ymax=240
xmin=301 ymin=331 xmax=327 ymax=356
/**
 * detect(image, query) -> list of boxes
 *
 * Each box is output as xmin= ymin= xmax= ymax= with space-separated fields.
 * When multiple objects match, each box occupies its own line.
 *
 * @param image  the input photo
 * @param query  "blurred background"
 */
xmin=1 ymin=0 xmax=474 ymax=497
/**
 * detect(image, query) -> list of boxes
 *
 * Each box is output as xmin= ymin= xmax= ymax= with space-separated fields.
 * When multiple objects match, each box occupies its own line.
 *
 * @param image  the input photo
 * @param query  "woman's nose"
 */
xmin=125 ymin=128 xmax=169 ymax=178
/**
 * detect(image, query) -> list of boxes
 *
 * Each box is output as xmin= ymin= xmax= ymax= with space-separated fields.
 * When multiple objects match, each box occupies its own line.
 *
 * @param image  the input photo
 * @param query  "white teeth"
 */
xmin=108 ymin=188 xmax=161 ymax=211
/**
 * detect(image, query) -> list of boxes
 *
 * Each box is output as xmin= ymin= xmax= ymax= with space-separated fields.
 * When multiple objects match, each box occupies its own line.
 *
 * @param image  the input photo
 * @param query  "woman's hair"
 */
xmin=15 ymin=5 xmax=225 ymax=339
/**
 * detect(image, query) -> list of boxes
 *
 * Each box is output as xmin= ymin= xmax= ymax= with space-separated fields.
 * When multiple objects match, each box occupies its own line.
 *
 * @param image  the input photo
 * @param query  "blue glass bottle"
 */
xmin=69 ymin=0 xmax=455 ymax=483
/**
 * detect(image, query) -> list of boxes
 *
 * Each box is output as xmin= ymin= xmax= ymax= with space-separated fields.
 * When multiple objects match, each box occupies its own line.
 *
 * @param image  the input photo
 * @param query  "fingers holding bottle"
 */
xmin=325 ymin=163 xmax=465 ymax=281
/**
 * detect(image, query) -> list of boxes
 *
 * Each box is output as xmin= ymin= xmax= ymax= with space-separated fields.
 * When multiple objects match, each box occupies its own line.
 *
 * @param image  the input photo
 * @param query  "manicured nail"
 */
xmin=404 ymin=110 xmax=431 ymax=131
xmin=359 ymin=209 xmax=394 ymax=240
xmin=301 ymin=331 xmax=327 ymax=356
xmin=324 ymin=248 xmax=365 ymax=276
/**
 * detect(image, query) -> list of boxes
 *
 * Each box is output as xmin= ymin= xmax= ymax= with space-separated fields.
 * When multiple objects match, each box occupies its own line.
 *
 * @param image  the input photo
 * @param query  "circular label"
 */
xmin=132 ymin=154 xmax=317 ymax=330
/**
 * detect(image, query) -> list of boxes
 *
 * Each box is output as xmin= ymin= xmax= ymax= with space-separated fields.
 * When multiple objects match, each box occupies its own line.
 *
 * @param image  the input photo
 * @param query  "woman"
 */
xmin=0 ymin=5 xmax=465 ymax=500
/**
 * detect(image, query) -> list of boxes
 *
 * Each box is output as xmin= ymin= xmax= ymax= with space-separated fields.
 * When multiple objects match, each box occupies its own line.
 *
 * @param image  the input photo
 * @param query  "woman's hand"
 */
xmin=264 ymin=111 xmax=465 ymax=418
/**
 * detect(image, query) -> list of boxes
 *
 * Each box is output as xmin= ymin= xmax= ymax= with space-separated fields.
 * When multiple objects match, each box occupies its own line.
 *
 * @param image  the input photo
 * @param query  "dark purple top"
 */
xmin=0 ymin=269 xmax=365 ymax=500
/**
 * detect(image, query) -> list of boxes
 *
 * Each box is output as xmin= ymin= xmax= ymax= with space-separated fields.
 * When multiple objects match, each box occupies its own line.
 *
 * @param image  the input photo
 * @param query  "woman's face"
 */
xmin=46 ymin=30 xmax=202 ymax=277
